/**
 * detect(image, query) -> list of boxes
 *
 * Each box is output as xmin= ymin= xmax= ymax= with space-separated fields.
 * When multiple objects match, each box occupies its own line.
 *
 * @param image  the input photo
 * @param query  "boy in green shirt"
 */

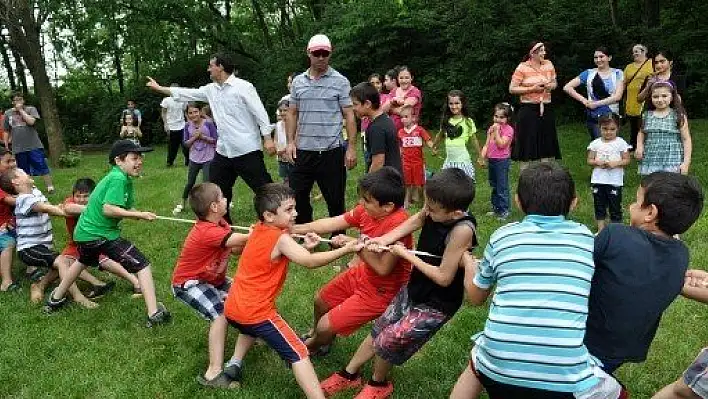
xmin=46 ymin=140 xmax=171 ymax=327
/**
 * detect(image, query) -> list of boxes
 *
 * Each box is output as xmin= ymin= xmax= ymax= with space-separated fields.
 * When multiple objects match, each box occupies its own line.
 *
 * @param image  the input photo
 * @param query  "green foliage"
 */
xmin=57 ymin=149 xmax=82 ymax=168
xmin=48 ymin=0 xmax=708 ymax=145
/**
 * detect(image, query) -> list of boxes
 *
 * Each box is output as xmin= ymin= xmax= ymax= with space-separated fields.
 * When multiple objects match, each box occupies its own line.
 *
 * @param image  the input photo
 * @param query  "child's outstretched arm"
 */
xmin=31 ymin=202 xmax=66 ymax=217
xmin=103 ymin=204 xmax=156 ymax=221
xmin=367 ymin=210 xmax=426 ymax=248
xmin=462 ymin=252 xmax=491 ymax=305
xmin=276 ymin=233 xmax=361 ymax=269
xmin=389 ymin=224 xmax=474 ymax=287
xmin=290 ymin=214 xmax=351 ymax=236
xmin=61 ymin=202 xmax=85 ymax=217
xmin=225 ymin=232 xmax=250 ymax=255
xmin=682 ymin=269 xmax=708 ymax=304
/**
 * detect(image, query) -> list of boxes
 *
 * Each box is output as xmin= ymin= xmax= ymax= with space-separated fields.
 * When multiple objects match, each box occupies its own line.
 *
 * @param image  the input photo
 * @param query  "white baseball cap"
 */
xmin=307 ymin=34 xmax=332 ymax=52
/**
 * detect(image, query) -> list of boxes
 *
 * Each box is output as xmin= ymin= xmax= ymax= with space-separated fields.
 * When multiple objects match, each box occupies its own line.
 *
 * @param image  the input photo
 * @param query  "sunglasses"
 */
xmin=310 ymin=50 xmax=331 ymax=58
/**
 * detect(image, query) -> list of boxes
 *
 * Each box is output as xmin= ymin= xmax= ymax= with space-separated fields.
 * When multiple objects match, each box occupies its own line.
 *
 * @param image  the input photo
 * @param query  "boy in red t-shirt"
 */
xmin=170 ymin=182 xmax=249 ymax=389
xmin=0 ymin=148 xmax=17 ymax=291
xmin=59 ymin=177 xmax=142 ymax=299
xmin=397 ymin=105 xmax=435 ymax=208
xmin=223 ymin=183 xmax=362 ymax=398
xmin=290 ymin=166 xmax=413 ymax=355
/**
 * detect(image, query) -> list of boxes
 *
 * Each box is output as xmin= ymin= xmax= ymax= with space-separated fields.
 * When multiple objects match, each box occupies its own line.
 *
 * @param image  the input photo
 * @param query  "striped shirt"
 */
xmin=511 ymin=61 xmax=556 ymax=104
xmin=15 ymin=187 xmax=53 ymax=251
xmin=291 ymin=67 xmax=352 ymax=151
xmin=472 ymin=215 xmax=599 ymax=393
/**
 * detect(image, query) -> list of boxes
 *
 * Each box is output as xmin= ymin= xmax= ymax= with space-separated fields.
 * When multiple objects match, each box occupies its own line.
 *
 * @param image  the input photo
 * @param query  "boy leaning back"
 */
xmin=222 ymin=183 xmax=362 ymax=399
xmin=585 ymin=171 xmax=704 ymax=374
xmin=45 ymin=140 xmax=171 ymax=327
xmin=321 ymin=167 xmax=478 ymax=399
xmin=289 ymin=166 xmax=412 ymax=355
xmin=171 ymin=182 xmax=249 ymax=388
xmin=451 ymin=162 xmax=627 ymax=399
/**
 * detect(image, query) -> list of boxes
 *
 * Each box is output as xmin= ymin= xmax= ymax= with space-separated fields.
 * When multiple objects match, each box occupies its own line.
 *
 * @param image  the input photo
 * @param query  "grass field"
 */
xmin=0 ymin=121 xmax=706 ymax=398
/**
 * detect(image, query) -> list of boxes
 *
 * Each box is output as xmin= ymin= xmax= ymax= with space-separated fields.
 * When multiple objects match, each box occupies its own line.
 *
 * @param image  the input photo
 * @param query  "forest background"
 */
xmin=0 ymin=0 xmax=706 ymax=160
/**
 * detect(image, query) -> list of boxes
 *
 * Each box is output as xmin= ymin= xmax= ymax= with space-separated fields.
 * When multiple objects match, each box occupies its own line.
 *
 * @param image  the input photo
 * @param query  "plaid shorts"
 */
xmin=18 ymin=244 xmax=59 ymax=269
xmin=173 ymin=279 xmax=232 ymax=321
xmin=683 ymin=348 xmax=708 ymax=399
xmin=371 ymin=285 xmax=451 ymax=366
xmin=77 ymin=238 xmax=149 ymax=273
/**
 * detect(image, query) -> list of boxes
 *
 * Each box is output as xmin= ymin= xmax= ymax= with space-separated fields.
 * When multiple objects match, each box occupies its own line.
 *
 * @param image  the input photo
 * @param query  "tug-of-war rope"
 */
xmin=155 ymin=215 xmax=442 ymax=258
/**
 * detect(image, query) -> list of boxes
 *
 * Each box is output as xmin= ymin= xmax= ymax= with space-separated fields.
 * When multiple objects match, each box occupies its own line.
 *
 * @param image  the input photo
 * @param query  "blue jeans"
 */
xmin=488 ymin=158 xmax=510 ymax=214
xmin=586 ymin=116 xmax=600 ymax=141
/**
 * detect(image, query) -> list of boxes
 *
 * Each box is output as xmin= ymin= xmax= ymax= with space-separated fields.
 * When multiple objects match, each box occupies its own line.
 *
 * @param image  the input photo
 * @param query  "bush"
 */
xmin=57 ymin=150 xmax=82 ymax=168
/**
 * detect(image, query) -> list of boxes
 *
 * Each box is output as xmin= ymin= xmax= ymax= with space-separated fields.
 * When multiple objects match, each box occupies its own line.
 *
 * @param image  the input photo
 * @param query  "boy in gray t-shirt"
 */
xmin=3 ymin=93 xmax=54 ymax=193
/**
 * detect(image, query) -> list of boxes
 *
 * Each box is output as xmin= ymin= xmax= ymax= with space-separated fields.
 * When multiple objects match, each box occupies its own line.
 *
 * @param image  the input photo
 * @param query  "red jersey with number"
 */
xmin=397 ymin=125 xmax=431 ymax=166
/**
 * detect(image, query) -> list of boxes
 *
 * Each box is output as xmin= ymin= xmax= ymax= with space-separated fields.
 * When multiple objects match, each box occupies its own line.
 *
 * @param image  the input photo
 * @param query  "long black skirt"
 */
xmin=511 ymin=103 xmax=561 ymax=161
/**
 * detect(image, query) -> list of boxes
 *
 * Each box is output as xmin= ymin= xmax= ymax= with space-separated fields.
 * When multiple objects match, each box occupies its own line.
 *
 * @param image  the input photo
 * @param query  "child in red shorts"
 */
xmin=397 ymin=105 xmax=435 ymax=208
xmin=223 ymin=183 xmax=362 ymax=398
xmin=290 ymin=166 xmax=413 ymax=355
xmin=171 ymin=182 xmax=249 ymax=388
xmin=59 ymin=177 xmax=142 ymax=298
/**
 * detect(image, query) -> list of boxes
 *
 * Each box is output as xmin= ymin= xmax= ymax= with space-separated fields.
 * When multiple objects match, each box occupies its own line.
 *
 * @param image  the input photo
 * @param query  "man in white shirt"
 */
xmin=160 ymin=88 xmax=188 ymax=167
xmin=147 ymin=54 xmax=276 ymax=222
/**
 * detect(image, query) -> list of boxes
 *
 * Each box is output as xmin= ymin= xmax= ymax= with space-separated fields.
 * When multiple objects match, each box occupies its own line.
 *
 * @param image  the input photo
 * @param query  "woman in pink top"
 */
xmin=509 ymin=41 xmax=561 ymax=168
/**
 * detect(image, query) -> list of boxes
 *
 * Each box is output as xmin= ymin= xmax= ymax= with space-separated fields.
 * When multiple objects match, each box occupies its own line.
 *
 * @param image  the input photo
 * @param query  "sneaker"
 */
xmin=86 ymin=281 xmax=115 ymax=299
xmin=146 ymin=303 xmax=172 ymax=327
xmin=172 ymin=204 xmax=183 ymax=215
xmin=321 ymin=372 xmax=363 ymax=397
xmin=44 ymin=290 xmax=69 ymax=313
xmin=223 ymin=363 xmax=242 ymax=382
xmin=354 ymin=381 xmax=394 ymax=399
xmin=497 ymin=211 xmax=510 ymax=221
xmin=47 ymin=186 xmax=55 ymax=195
xmin=485 ymin=211 xmax=497 ymax=217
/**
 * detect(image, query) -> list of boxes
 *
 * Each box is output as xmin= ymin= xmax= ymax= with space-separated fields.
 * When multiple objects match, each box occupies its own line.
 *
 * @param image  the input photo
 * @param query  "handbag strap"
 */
xmin=626 ymin=59 xmax=650 ymax=86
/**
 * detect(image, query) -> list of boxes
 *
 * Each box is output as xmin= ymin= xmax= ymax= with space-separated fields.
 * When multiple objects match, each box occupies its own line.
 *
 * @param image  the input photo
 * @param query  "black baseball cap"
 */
xmin=108 ymin=140 xmax=153 ymax=164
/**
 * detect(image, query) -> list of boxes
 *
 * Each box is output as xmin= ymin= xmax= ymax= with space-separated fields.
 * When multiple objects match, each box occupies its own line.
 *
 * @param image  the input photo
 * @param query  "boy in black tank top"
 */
xmin=318 ymin=168 xmax=477 ymax=398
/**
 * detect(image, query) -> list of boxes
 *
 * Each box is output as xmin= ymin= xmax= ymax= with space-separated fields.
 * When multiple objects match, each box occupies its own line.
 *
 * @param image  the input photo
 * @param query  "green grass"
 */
xmin=0 ymin=121 xmax=706 ymax=398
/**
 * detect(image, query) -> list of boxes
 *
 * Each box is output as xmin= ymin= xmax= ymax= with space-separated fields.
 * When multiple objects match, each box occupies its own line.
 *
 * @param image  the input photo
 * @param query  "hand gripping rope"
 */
xmin=155 ymin=215 xmax=442 ymax=258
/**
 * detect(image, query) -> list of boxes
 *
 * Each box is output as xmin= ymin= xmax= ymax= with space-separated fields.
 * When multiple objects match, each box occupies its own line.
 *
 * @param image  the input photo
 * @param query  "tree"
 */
xmin=0 ymin=0 xmax=65 ymax=162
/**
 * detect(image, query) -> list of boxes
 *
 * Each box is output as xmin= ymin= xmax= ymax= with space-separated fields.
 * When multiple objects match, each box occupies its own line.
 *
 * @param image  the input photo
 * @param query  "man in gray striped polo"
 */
xmin=284 ymin=34 xmax=358 ymax=228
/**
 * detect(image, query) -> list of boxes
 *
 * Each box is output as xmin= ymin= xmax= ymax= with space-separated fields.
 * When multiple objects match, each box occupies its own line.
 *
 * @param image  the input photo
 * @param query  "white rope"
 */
xmin=156 ymin=215 xmax=442 ymax=258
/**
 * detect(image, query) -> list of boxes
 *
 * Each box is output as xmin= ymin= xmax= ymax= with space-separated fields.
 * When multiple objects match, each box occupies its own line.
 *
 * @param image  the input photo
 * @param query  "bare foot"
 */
xmin=30 ymin=283 xmax=44 ymax=303
xmin=75 ymin=298 xmax=99 ymax=309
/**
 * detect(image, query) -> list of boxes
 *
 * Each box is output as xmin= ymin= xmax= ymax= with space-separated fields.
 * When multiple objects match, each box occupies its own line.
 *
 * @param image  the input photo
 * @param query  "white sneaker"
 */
xmin=172 ymin=204 xmax=183 ymax=215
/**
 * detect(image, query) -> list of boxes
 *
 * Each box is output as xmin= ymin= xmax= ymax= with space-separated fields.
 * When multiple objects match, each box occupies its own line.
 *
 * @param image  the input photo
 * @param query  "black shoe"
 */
xmin=146 ymin=302 xmax=171 ymax=327
xmin=223 ymin=363 xmax=243 ymax=382
xmin=86 ymin=281 xmax=115 ymax=299
xmin=44 ymin=290 xmax=69 ymax=313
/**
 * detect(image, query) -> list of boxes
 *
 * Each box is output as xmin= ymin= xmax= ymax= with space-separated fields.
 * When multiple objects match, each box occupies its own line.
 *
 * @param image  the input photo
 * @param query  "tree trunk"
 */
xmin=609 ymin=0 xmax=618 ymax=28
xmin=0 ymin=34 xmax=16 ymax=91
xmin=251 ymin=0 xmax=272 ymax=49
xmin=644 ymin=0 xmax=660 ymax=26
xmin=2 ymin=0 xmax=65 ymax=162
xmin=9 ymin=44 xmax=28 ymax=93
xmin=113 ymin=46 xmax=124 ymax=94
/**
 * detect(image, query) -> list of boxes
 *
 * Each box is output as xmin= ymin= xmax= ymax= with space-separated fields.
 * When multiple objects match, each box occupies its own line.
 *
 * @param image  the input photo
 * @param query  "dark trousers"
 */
xmin=182 ymin=161 xmax=211 ymax=200
xmin=627 ymin=115 xmax=641 ymax=151
xmin=488 ymin=158 xmax=510 ymax=214
xmin=209 ymin=151 xmax=273 ymax=223
xmin=167 ymin=130 xmax=189 ymax=166
xmin=289 ymin=147 xmax=346 ymax=235
xmin=586 ymin=117 xmax=600 ymax=141
xmin=592 ymin=184 xmax=622 ymax=222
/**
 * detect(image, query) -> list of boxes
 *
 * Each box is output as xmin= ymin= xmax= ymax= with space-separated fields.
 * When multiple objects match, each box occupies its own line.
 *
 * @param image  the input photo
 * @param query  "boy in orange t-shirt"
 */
xmin=290 ymin=166 xmax=413 ymax=355
xmin=170 ymin=182 xmax=249 ymax=389
xmin=223 ymin=183 xmax=362 ymax=399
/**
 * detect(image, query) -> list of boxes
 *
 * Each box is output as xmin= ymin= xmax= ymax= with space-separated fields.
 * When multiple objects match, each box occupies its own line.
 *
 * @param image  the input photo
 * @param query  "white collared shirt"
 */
xmin=171 ymin=75 xmax=271 ymax=158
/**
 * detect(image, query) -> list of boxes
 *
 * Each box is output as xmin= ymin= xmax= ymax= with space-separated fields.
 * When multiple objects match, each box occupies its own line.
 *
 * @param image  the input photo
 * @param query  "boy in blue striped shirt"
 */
xmin=451 ymin=162 xmax=627 ymax=399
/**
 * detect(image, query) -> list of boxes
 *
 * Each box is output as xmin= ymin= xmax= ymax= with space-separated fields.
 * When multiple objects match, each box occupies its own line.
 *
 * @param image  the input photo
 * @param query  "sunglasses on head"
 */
xmin=310 ymin=50 xmax=331 ymax=58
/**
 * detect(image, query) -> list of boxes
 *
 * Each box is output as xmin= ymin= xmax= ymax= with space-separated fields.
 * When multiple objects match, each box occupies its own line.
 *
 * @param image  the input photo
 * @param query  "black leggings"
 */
xmin=182 ymin=161 xmax=211 ymax=200
xmin=167 ymin=130 xmax=189 ymax=166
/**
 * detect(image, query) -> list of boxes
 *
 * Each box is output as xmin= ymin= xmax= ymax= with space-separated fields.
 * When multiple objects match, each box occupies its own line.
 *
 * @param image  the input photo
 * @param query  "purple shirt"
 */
xmin=183 ymin=119 xmax=218 ymax=163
